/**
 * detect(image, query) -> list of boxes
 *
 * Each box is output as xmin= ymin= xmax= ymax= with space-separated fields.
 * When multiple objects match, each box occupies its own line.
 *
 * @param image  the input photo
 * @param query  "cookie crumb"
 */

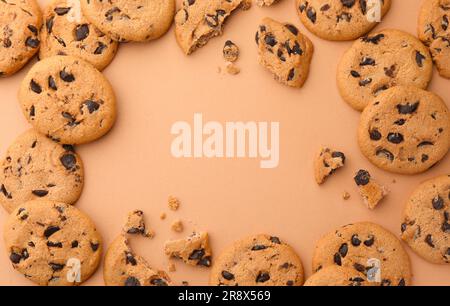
xmin=342 ymin=191 xmax=351 ymax=200
xmin=160 ymin=212 xmax=167 ymax=220
xmin=168 ymin=262 xmax=176 ymax=272
xmin=354 ymin=170 xmax=388 ymax=210
xmin=164 ymin=232 xmax=212 ymax=267
xmin=182 ymin=281 xmax=189 ymax=286
xmin=392 ymin=178 xmax=397 ymax=184
xmin=168 ymin=196 xmax=180 ymax=211
xmin=171 ymin=220 xmax=184 ymax=233
xmin=123 ymin=210 xmax=154 ymax=238
xmin=226 ymin=62 xmax=240 ymax=75
xmin=223 ymin=40 xmax=239 ymax=62
xmin=314 ymin=147 xmax=346 ymax=184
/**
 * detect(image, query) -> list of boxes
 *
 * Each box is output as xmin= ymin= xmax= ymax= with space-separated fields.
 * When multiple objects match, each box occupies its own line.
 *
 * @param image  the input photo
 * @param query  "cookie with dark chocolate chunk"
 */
xmin=165 ymin=232 xmax=212 ymax=267
xmin=314 ymin=147 xmax=346 ymax=184
xmin=354 ymin=169 xmax=388 ymax=209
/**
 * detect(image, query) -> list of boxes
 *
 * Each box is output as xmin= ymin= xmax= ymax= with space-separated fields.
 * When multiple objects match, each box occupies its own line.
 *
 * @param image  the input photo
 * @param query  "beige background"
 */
xmin=0 ymin=0 xmax=449 ymax=286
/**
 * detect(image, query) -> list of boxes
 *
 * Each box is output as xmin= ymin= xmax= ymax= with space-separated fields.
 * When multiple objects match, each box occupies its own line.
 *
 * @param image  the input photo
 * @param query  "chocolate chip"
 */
xmin=369 ymin=129 xmax=382 ymax=140
xmin=150 ymin=278 xmax=168 ymax=286
xmin=90 ymin=242 xmax=100 ymax=252
xmin=284 ymin=24 xmax=298 ymax=36
xmin=29 ymin=105 xmax=35 ymax=117
xmin=187 ymin=0 xmax=196 ymax=5
xmin=124 ymin=276 xmax=140 ymax=286
xmin=75 ymin=24 xmax=89 ymax=41
xmin=432 ymin=196 xmax=444 ymax=210
xmin=442 ymin=221 xmax=450 ymax=233
xmin=334 ymin=253 xmax=342 ymax=266
xmin=49 ymin=263 xmax=65 ymax=271
xmin=306 ymin=7 xmax=316 ymax=23
xmin=359 ymin=78 xmax=372 ymax=86
xmin=44 ymin=226 xmax=60 ymax=238
xmin=32 ymin=190 xmax=49 ymax=197
xmin=351 ymin=234 xmax=362 ymax=246
xmin=60 ymin=154 xmax=76 ymax=170
xmin=54 ymin=7 xmax=71 ymax=15
xmin=60 ymin=69 xmax=75 ymax=82
xmin=189 ymin=249 xmax=205 ymax=260
xmin=48 ymin=76 xmax=57 ymax=90
xmin=353 ymin=263 xmax=365 ymax=272
xmin=3 ymin=38 xmax=11 ymax=48
xmin=252 ymin=244 xmax=268 ymax=251
xmin=46 ymin=17 xmax=54 ymax=34
xmin=425 ymin=234 xmax=435 ymax=248
xmin=384 ymin=65 xmax=396 ymax=77
xmin=421 ymin=154 xmax=429 ymax=162
xmin=94 ymin=42 xmax=107 ymax=55
xmin=398 ymin=279 xmax=406 ymax=286
xmin=360 ymin=57 xmax=375 ymax=66
xmin=350 ymin=70 xmax=360 ymax=77
xmin=25 ymin=37 xmax=40 ymax=48
xmin=82 ymin=100 xmax=100 ymax=114
xmin=331 ymin=151 xmax=346 ymax=163
xmin=341 ymin=0 xmax=355 ymax=8
xmin=299 ymin=2 xmax=308 ymax=12
xmin=415 ymin=51 xmax=426 ymax=67
xmin=30 ymin=79 xmax=42 ymax=94
xmin=397 ymin=101 xmax=419 ymax=114
xmin=286 ymin=280 xmax=294 ymax=286
xmin=401 ymin=223 xmax=407 ymax=233
xmin=381 ymin=279 xmax=391 ymax=286
xmin=264 ymin=34 xmax=277 ymax=47
xmin=71 ymin=240 xmax=78 ymax=248
xmin=198 ymin=256 xmax=211 ymax=267
xmin=339 ymin=243 xmax=348 ymax=257
xmin=364 ymin=235 xmax=375 ymax=247
xmin=287 ymin=68 xmax=295 ymax=81
xmin=27 ymin=25 xmax=38 ymax=35
xmin=443 ymin=15 xmax=449 ymax=31
xmin=418 ymin=141 xmax=433 ymax=148
xmin=362 ymin=33 xmax=385 ymax=44
xmin=1 ymin=184 xmax=12 ymax=199
xmin=222 ymin=271 xmax=235 ymax=280
xmin=354 ymin=170 xmax=370 ymax=186
xmin=394 ymin=119 xmax=406 ymax=126
xmin=270 ymin=236 xmax=281 ymax=244
xmin=255 ymin=31 xmax=259 ymax=44
xmin=256 ymin=272 xmax=270 ymax=283
xmin=376 ymin=148 xmax=394 ymax=162
xmin=10 ymin=252 xmax=22 ymax=264
xmin=387 ymin=133 xmax=404 ymax=144
xmin=125 ymin=252 xmax=137 ymax=265
xmin=47 ymin=241 xmax=63 ymax=248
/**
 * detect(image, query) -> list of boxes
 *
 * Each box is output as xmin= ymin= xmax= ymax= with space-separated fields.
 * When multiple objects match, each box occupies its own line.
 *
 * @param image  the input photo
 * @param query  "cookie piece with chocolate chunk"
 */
xmin=337 ymin=29 xmax=433 ymax=111
xmin=0 ymin=130 xmax=84 ymax=214
xmin=122 ymin=210 xmax=153 ymax=238
xmin=80 ymin=0 xmax=175 ymax=42
xmin=401 ymin=175 xmax=450 ymax=265
xmin=296 ymin=0 xmax=391 ymax=41
xmin=418 ymin=0 xmax=450 ymax=78
xmin=40 ymin=0 xmax=118 ymax=71
xmin=164 ymin=232 xmax=212 ymax=267
xmin=256 ymin=18 xmax=313 ymax=88
xmin=210 ymin=234 xmax=304 ymax=286
xmin=175 ymin=0 xmax=251 ymax=55
xmin=358 ymin=86 xmax=450 ymax=174
xmin=354 ymin=169 xmax=388 ymax=209
xmin=4 ymin=200 xmax=102 ymax=286
xmin=312 ymin=222 xmax=411 ymax=286
xmin=104 ymin=235 xmax=171 ymax=286
xmin=223 ymin=40 xmax=239 ymax=62
xmin=18 ymin=56 xmax=117 ymax=145
xmin=314 ymin=147 xmax=346 ymax=184
xmin=0 ymin=0 xmax=42 ymax=77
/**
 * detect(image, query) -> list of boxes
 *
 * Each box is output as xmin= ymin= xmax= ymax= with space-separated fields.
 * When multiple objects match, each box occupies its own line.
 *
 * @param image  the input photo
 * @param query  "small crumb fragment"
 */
xmin=226 ymin=62 xmax=240 ymax=75
xmin=354 ymin=170 xmax=388 ymax=210
xmin=123 ymin=210 xmax=154 ymax=238
xmin=314 ymin=147 xmax=346 ymax=184
xmin=182 ymin=281 xmax=189 ymax=286
xmin=171 ymin=219 xmax=184 ymax=233
xmin=342 ymin=191 xmax=351 ymax=200
xmin=217 ymin=66 xmax=222 ymax=74
xmin=168 ymin=262 xmax=176 ymax=272
xmin=168 ymin=196 xmax=180 ymax=211
xmin=160 ymin=212 xmax=167 ymax=220
xmin=256 ymin=0 xmax=277 ymax=6
xmin=164 ymin=232 xmax=212 ymax=267
xmin=223 ymin=40 xmax=239 ymax=62
xmin=392 ymin=178 xmax=397 ymax=184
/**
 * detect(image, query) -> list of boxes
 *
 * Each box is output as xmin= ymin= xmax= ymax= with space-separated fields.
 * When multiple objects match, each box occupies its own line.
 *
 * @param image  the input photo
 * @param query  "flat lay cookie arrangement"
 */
xmin=0 ymin=0 xmax=449 ymax=286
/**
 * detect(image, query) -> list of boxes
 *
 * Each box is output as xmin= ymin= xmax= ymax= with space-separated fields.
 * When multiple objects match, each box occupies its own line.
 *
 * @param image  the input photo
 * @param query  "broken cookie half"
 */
xmin=314 ymin=147 xmax=346 ymax=184
xmin=103 ymin=235 xmax=171 ymax=286
xmin=175 ymin=0 xmax=251 ymax=55
xmin=354 ymin=170 xmax=388 ymax=210
xmin=164 ymin=232 xmax=212 ymax=267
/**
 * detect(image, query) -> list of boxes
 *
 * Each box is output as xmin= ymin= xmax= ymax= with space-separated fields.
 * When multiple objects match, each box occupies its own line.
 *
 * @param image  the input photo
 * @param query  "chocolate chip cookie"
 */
xmin=312 ymin=222 xmax=412 ymax=286
xmin=40 ymin=0 xmax=118 ymax=71
xmin=104 ymin=234 xmax=171 ymax=286
xmin=304 ymin=266 xmax=374 ymax=286
xmin=175 ymin=0 xmax=251 ymax=55
xmin=122 ymin=210 xmax=153 ymax=238
xmin=337 ymin=29 xmax=433 ymax=111
xmin=296 ymin=0 xmax=391 ymax=41
xmin=401 ymin=175 xmax=450 ymax=265
xmin=18 ymin=55 xmax=117 ymax=145
xmin=0 ymin=130 xmax=84 ymax=214
xmin=80 ymin=0 xmax=175 ymax=42
xmin=210 ymin=234 xmax=304 ymax=286
xmin=164 ymin=231 xmax=212 ymax=267
xmin=314 ymin=147 xmax=346 ymax=184
xmin=358 ymin=86 xmax=450 ymax=174
xmin=0 ymin=0 xmax=42 ymax=77
xmin=354 ymin=169 xmax=388 ymax=209
xmin=3 ymin=200 xmax=102 ymax=286
xmin=418 ymin=0 xmax=450 ymax=78
xmin=255 ymin=18 xmax=314 ymax=88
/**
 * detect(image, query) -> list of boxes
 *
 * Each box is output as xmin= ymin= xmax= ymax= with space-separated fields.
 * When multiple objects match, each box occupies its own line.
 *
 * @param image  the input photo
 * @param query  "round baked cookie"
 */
xmin=401 ymin=175 xmax=450 ymax=265
xmin=312 ymin=222 xmax=412 ymax=286
xmin=418 ymin=0 xmax=450 ymax=78
xmin=337 ymin=29 xmax=433 ymax=111
xmin=296 ymin=0 xmax=391 ymax=41
xmin=0 ymin=0 xmax=42 ymax=77
xmin=80 ymin=0 xmax=176 ymax=42
xmin=40 ymin=0 xmax=118 ymax=71
xmin=18 ymin=55 xmax=116 ymax=145
xmin=0 ymin=130 xmax=84 ymax=214
xmin=210 ymin=234 xmax=304 ymax=286
xmin=104 ymin=235 xmax=171 ymax=286
xmin=358 ymin=86 xmax=450 ymax=174
xmin=3 ymin=200 xmax=102 ymax=286
xmin=304 ymin=266 xmax=375 ymax=286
